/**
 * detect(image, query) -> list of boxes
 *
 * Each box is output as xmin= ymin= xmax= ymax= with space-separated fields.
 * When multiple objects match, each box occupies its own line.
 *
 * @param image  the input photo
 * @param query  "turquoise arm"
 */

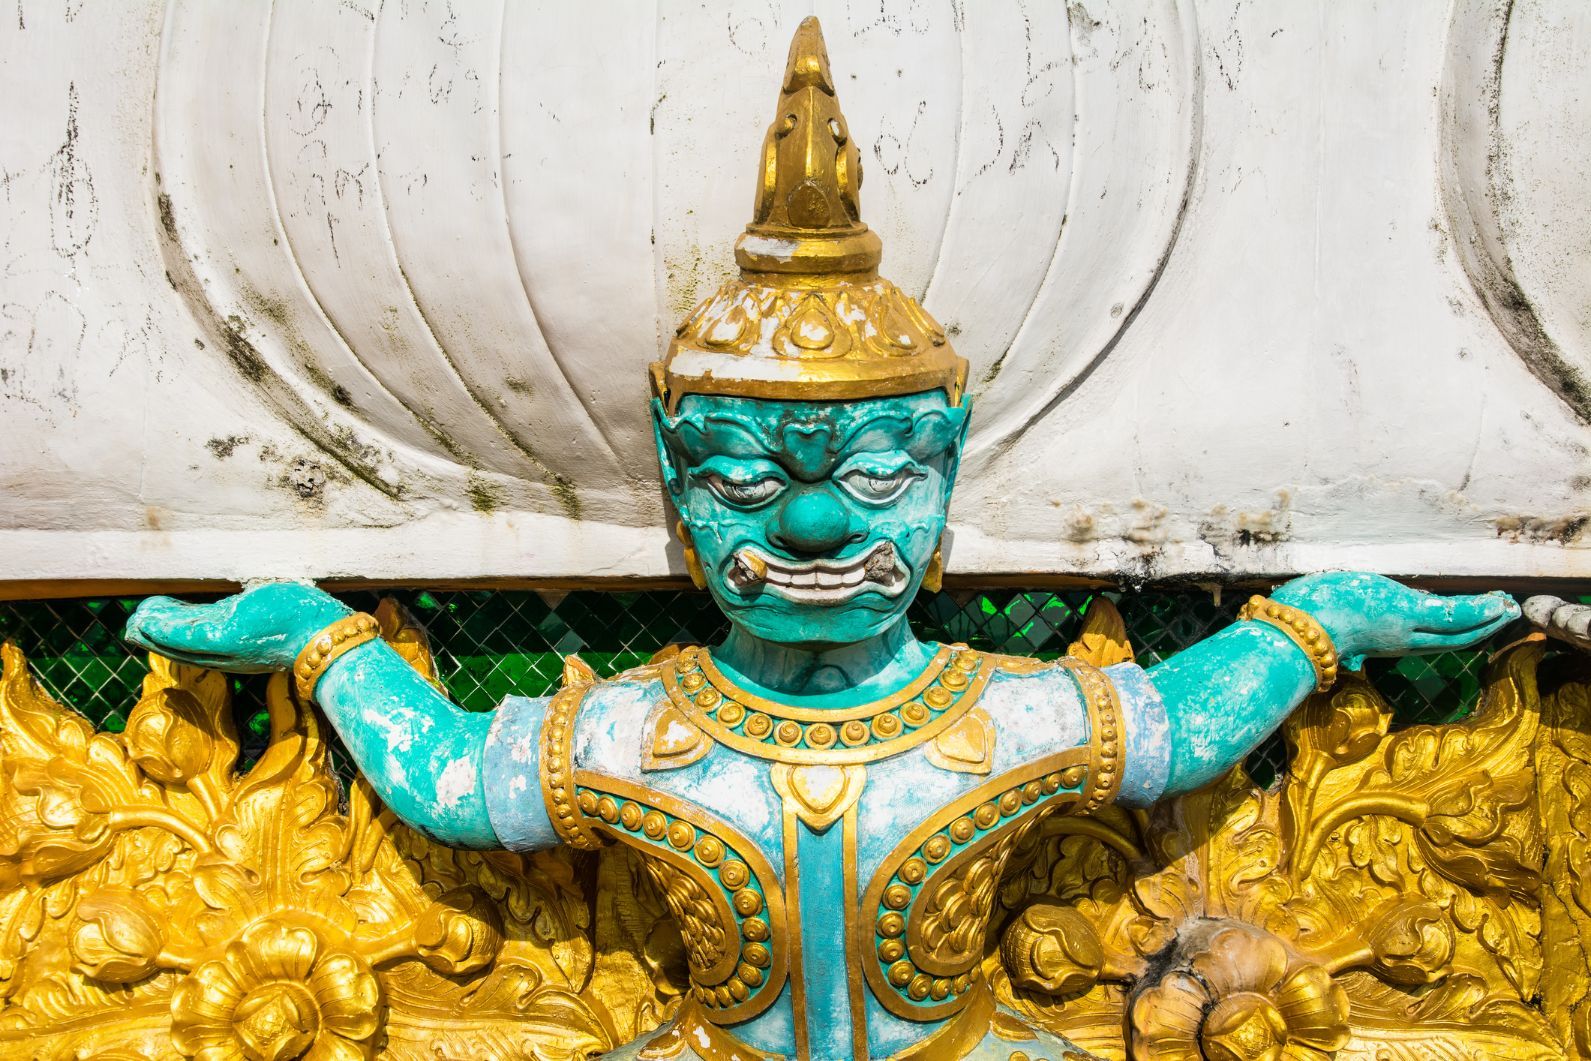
xmin=1145 ymin=572 xmax=1520 ymax=797
xmin=1147 ymin=621 xmax=1315 ymax=795
xmin=124 ymin=583 xmax=511 ymax=849
xmin=314 ymin=639 xmax=500 ymax=849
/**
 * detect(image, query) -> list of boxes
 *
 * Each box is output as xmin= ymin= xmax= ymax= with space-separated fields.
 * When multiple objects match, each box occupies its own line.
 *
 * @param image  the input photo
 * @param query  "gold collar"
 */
xmin=661 ymin=644 xmax=995 ymax=766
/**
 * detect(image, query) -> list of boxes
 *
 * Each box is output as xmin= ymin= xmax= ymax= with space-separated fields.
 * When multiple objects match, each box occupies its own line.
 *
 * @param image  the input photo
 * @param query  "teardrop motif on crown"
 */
xmin=679 ymin=277 xmax=948 ymax=364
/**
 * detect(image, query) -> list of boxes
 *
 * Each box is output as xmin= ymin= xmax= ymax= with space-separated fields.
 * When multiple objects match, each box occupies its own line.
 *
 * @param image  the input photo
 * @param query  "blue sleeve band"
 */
xmin=482 ymin=695 xmax=561 ymax=852
xmin=1105 ymin=661 xmax=1171 ymax=807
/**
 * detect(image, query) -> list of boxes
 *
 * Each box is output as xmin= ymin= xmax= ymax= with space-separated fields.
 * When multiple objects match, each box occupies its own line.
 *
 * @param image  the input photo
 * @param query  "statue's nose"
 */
xmin=769 ymin=489 xmax=857 ymax=555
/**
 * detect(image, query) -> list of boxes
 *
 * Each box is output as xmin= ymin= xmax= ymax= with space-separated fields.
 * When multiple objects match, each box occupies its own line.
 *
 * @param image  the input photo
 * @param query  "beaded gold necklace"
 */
xmin=662 ymin=643 xmax=994 ymax=766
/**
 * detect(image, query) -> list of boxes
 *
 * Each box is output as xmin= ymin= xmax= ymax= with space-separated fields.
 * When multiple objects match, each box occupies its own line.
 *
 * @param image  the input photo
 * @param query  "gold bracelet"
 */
xmin=1059 ymin=659 xmax=1123 ymax=813
xmin=293 ymin=613 xmax=380 ymax=702
xmin=1237 ymin=595 xmax=1340 ymax=692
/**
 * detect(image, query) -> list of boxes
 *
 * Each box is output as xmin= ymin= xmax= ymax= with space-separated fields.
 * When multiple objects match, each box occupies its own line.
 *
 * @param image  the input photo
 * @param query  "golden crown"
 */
xmin=651 ymin=17 xmax=968 ymax=413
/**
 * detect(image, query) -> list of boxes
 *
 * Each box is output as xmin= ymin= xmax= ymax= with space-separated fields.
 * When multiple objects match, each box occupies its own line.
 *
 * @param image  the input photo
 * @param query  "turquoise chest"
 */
xmin=537 ymin=645 xmax=1127 ymax=1059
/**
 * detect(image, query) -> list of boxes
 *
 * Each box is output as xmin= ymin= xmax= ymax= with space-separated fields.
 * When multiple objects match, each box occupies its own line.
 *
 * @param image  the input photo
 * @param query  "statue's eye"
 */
xmin=837 ymin=467 xmax=920 ymax=504
xmin=703 ymin=473 xmax=785 ymax=508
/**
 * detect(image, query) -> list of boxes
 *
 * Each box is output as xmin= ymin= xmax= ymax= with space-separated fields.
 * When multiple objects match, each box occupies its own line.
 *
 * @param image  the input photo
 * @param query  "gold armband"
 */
xmin=540 ymin=684 xmax=604 ymax=850
xmin=293 ymin=612 xmax=380 ymax=702
xmin=1060 ymin=659 xmax=1124 ymax=813
xmin=1237 ymin=595 xmax=1340 ymax=692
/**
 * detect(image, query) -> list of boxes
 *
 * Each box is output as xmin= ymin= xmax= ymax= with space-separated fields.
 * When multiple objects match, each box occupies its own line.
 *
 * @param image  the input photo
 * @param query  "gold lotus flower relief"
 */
xmin=172 ymin=919 xmax=381 ymax=1061
xmin=1129 ymin=924 xmax=1349 ymax=1061
xmin=0 ymin=600 xmax=1588 ymax=1059
xmin=0 ymin=605 xmax=678 ymax=1060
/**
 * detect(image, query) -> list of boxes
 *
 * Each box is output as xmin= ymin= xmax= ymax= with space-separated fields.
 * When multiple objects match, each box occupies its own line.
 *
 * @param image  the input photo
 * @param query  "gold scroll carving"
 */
xmin=0 ymin=601 xmax=683 ymax=1060
xmin=0 ymin=597 xmax=1587 ymax=1059
xmin=993 ymin=603 xmax=1585 ymax=1060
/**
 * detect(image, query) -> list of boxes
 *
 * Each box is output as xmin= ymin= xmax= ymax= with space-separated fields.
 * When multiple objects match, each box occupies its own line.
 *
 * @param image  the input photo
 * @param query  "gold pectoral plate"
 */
xmin=662 ymin=644 xmax=997 ymax=766
xmin=860 ymin=749 xmax=1092 ymax=1022
xmin=572 ymin=773 xmax=789 ymax=1024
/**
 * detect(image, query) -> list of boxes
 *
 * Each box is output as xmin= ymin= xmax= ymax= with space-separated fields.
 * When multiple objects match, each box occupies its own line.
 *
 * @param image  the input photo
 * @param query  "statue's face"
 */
xmin=653 ymin=392 xmax=969 ymax=649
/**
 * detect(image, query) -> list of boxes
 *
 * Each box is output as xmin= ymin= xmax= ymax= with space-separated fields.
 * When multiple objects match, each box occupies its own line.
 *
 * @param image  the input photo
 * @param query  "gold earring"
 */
xmin=675 ymin=521 xmax=708 ymax=590
xmin=922 ymin=538 xmax=945 ymax=593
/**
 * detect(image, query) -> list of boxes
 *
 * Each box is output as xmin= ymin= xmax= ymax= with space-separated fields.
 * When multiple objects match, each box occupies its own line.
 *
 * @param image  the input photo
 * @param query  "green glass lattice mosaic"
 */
xmin=0 ymin=588 xmax=1524 ymax=788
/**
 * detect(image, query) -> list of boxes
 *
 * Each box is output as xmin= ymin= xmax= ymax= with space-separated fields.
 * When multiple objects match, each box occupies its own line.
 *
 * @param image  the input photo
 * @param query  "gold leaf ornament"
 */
xmin=1129 ymin=923 xmax=1349 ymax=1061
xmin=68 ymin=886 xmax=165 ymax=984
xmin=1000 ymin=902 xmax=1105 ymax=996
xmin=411 ymin=885 xmax=504 ymax=976
xmin=996 ymin=642 xmax=1577 ymax=1058
xmin=170 ymin=918 xmax=382 ymax=1061
xmin=0 ymin=609 xmax=662 ymax=1059
xmin=1066 ymin=598 xmax=1135 ymax=669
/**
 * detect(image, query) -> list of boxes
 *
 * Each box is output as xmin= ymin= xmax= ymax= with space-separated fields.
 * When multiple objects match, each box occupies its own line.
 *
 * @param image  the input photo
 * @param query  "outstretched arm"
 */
xmin=1145 ymin=573 xmax=1519 ymax=797
xmin=125 ymin=583 xmax=507 ymax=848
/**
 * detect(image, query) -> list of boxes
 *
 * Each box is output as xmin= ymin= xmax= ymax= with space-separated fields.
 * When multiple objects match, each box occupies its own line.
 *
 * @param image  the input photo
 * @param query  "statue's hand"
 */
xmin=124 ymin=582 xmax=352 ymax=673
xmin=1271 ymin=572 xmax=1519 ymax=670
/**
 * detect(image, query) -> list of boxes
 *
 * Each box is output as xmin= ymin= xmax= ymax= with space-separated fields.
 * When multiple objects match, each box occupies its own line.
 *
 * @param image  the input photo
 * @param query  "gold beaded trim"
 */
xmin=292 ymin=612 xmax=379 ymax=702
xmin=1060 ymin=659 xmax=1123 ymax=814
xmin=573 ymin=772 xmax=789 ymax=1025
xmin=859 ymin=749 xmax=1090 ymax=1020
xmin=664 ymin=644 xmax=995 ymax=765
xmin=539 ymin=684 xmax=603 ymax=850
xmin=1238 ymin=595 xmax=1340 ymax=692
xmin=691 ymin=644 xmax=956 ymax=722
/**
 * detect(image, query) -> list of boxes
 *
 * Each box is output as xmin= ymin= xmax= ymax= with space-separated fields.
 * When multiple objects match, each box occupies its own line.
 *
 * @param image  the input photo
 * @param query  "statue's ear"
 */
xmin=650 ymin=399 xmax=685 ymax=504
xmin=942 ymin=395 xmax=973 ymax=494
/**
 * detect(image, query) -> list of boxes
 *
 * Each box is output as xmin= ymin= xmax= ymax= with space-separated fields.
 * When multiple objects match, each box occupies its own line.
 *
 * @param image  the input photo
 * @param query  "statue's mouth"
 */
xmin=725 ymin=541 xmax=908 ymax=603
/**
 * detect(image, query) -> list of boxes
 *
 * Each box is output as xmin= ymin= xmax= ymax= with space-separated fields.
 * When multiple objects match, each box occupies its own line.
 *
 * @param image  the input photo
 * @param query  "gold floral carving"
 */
xmin=0 ymin=600 xmax=682 ymax=1060
xmin=2 ymin=594 xmax=1589 ymax=1059
xmin=991 ymin=602 xmax=1582 ymax=1060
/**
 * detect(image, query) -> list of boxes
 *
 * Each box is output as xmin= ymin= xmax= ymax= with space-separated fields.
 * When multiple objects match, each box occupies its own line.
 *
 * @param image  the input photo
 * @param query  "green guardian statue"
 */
xmin=126 ymin=19 xmax=1519 ymax=1060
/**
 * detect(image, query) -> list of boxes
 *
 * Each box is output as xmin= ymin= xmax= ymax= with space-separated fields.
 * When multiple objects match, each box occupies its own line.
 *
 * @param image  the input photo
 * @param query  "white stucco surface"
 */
xmin=0 ymin=1 xmax=1586 ymax=585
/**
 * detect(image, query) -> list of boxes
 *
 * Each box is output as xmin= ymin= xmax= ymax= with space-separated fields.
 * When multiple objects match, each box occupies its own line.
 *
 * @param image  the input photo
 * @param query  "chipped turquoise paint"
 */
xmin=1104 ymin=661 xmax=1171 ymax=805
xmin=482 ymin=695 xmax=558 ymax=850
xmin=125 ymin=583 xmax=500 ymax=848
xmin=795 ymin=821 xmax=853 ymax=1058
xmin=317 ymin=639 xmax=498 ymax=847
xmin=121 ymin=388 xmax=1522 ymax=1061
xmin=1147 ymin=572 xmax=1519 ymax=795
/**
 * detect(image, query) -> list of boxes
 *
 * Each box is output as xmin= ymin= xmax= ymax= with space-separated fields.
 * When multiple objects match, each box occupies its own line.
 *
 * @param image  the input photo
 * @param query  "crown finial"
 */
xmin=650 ymin=17 xmax=967 ymax=412
xmin=734 ymin=17 xmax=883 ymax=275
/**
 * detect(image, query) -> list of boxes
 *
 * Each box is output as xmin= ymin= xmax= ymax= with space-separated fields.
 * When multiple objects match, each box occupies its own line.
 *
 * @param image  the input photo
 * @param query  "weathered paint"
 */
xmin=4 ymin=2 xmax=1588 ymax=585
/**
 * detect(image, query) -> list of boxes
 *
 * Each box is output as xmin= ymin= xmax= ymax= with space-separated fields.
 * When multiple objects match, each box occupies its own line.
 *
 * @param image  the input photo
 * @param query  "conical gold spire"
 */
xmin=652 ymin=17 xmax=967 ymax=412
xmin=734 ymin=17 xmax=882 ymax=275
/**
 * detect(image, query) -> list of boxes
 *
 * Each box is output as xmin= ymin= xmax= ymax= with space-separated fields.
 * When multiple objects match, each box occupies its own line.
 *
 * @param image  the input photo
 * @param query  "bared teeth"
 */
xmin=734 ymin=541 xmax=903 ymax=600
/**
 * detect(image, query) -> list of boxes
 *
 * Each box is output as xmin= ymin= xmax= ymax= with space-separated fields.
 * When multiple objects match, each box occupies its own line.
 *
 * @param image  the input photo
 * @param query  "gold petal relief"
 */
xmin=0 ymin=601 xmax=684 ymax=1060
xmin=991 ymin=635 xmax=1588 ymax=1060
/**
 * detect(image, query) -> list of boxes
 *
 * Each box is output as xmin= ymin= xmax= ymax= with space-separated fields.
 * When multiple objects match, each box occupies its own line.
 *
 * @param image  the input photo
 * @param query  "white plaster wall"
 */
xmin=0 ymin=1 xmax=1586 ymax=586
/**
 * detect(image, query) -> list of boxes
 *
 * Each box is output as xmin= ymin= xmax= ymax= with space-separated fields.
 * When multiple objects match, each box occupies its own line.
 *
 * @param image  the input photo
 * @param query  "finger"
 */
xmin=125 ymin=598 xmax=257 ymax=668
xmin=1413 ymin=592 xmax=1517 ymax=634
xmin=1405 ymin=608 xmax=1516 ymax=652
